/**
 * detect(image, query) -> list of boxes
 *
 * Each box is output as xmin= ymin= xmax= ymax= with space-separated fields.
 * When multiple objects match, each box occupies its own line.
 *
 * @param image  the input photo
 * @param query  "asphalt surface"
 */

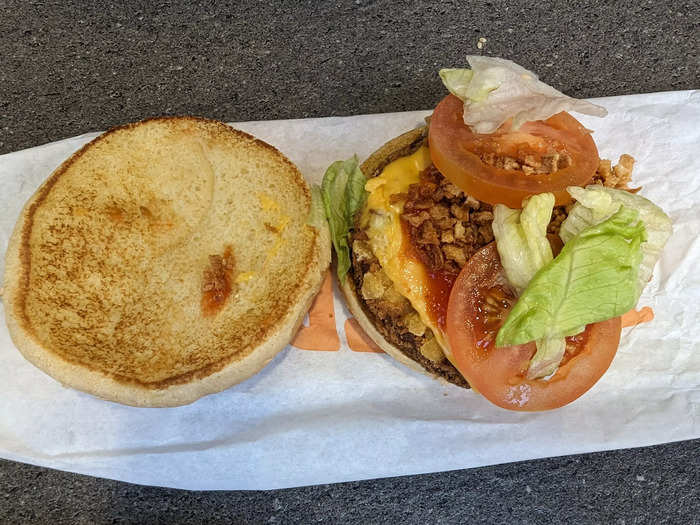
xmin=1 ymin=1 xmax=699 ymax=523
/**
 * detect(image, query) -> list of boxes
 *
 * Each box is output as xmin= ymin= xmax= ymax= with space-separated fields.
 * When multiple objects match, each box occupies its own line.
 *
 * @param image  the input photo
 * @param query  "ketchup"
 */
xmin=201 ymin=245 xmax=236 ymax=317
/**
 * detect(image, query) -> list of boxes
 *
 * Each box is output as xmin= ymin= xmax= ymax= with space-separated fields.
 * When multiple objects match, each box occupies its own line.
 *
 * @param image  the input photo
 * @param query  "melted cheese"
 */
xmin=361 ymin=146 xmax=452 ymax=358
xmin=235 ymin=271 xmax=256 ymax=283
xmin=257 ymin=192 xmax=279 ymax=211
xmin=257 ymin=192 xmax=289 ymax=263
xmin=275 ymin=214 xmax=290 ymax=233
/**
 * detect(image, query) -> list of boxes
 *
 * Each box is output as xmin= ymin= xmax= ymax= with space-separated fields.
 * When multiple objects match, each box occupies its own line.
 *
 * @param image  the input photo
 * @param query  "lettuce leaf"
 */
xmin=496 ymin=206 xmax=646 ymax=347
xmin=560 ymin=185 xmax=672 ymax=297
xmin=439 ymin=56 xmax=607 ymax=134
xmin=492 ymin=193 xmax=555 ymax=292
xmin=307 ymin=184 xmax=326 ymax=228
xmin=492 ymin=193 xmax=566 ymax=378
xmin=320 ymin=156 xmax=368 ymax=283
xmin=527 ymin=337 xmax=566 ymax=380
xmin=438 ymin=68 xmax=475 ymax=101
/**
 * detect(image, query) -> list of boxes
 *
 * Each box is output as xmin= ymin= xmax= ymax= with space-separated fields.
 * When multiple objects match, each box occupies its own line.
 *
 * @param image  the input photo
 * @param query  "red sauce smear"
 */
xmin=399 ymin=221 xmax=458 ymax=330
xmin=424 ymin=269 xmax=458 ymax=331
xmin=201 ymin=245 xmax=236 ymax=317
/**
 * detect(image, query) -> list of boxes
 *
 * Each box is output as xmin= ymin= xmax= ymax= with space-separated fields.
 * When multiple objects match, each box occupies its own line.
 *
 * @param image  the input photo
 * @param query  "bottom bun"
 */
xmin=341 ymin=126 xmax=470 ymax=389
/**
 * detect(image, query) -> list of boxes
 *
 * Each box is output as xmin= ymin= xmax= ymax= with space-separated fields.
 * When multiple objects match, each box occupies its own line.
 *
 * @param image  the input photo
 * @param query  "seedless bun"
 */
xmin=3 ymin=116 xmax=330 ymax=407
xmin=339 ymin=126 xmax=463 ymax=385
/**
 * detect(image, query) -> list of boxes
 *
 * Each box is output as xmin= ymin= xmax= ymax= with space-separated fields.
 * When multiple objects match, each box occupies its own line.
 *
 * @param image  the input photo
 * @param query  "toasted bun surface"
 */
xmin=3 ymin=116 xmax=330 ymax=407
xmin=339 ymin=126 xmax=469 ymax=387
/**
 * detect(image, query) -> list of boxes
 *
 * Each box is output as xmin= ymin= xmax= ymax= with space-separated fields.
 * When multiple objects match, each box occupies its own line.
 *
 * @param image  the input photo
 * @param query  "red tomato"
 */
xmin=428 ymin=94 xmax=600 ymax=208
xmin=445 ymin=243 xmax=622 ymax=411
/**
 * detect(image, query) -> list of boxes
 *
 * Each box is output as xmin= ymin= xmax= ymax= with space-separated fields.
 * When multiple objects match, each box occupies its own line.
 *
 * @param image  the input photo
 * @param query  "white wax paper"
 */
xmin=0 ymin=91 xmax=698 ymax=490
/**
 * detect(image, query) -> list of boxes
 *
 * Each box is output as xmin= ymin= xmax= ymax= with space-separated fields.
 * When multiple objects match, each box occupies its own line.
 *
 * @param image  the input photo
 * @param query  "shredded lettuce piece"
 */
xmin=307 ymin=184 xmax=326 ymax=228
xmin=561 ymin=186 xmax=672 ymax=297
xmin=527 ymin=337 xmax=566 ymax=380
xmin=492 ymin=193 xmax=555 ymax=293
xmin=492 ymin=193 xmax=565 ymax=378
xmin=438 ymin=68 xmax=475 ymax=101
xmin=320 ymin=155 xmax=368 ymax=282
xmin=496 ymin=206 xmax=646 ymax=347
xmin=439 ymin=56 xmax=607 ymax=134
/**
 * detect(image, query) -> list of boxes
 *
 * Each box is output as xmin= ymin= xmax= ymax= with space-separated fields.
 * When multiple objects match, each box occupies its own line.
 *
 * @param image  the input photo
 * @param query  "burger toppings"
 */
xmin=359 ymin=146 xmax=454 ymax=354
xmin=318 ymin=58 xmax=672 ymax=410
xmin=321 ymin=140 xmax=671 ymax=398
xmin=429 ymin=56 xmax=614 ymax=208
xmin=439 ymin=56 xmax=607 ymax=134
xmin=350 ymin=234 xmax=469 ymax=387
xmin=492 ymin=193 xmax=555 ymax=293
xmin=559 ymin=186 xmax=673 ymax=296
xmin=400 ymin=165 xmax=494 ymax=275
xmin=488 ymin=186 xmax=671 ymax=383
xmin=318 ymin=149 xmax=467 ymax=380
xmin=593 ymin=155 xmax=635 ymax=188
xmin=479 ymin=150 xmax=573 ymax=175
xmin=548 ymin=156 xmax=637 ymax=236
xmin=320 ymin=155 xmax=368 ymax=282
xmin=491 ymin=193 xmax=568 ymax=378
xmin=428 ymin=94 xmax=602 ymax=208
xmin=498 ymin=205 xmax=647 ymax=345
xmin=446 ymin=243 xmax=622 ymax=411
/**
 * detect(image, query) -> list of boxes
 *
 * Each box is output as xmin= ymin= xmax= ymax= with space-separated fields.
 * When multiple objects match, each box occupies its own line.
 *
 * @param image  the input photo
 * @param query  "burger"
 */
xmin=322 ymin=56 xmax=672 ymax=411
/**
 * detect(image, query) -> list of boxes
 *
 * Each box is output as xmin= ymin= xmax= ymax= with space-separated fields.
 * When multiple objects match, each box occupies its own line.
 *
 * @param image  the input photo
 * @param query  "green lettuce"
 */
xmin=497 ymin=206 xmax=646 ymax=347
xmin=560 ymin=185 xmax=672 ymax=297
xmin=307 ymin=184 xmax=326 ymax=228
xmin=438 ymin=56 xmax=607 ymax=134
xmin=492 ymin=193 xmax=567 ymax=378
xmin=438 ymin=68 xmax=476 ymax=101
xmin=492 ymin=193 xmax=555 ymax=292
xmin=527 ymin=337 xmax=566 ymax=380
xmin=320 ymin=155 xmax=368 ymax=283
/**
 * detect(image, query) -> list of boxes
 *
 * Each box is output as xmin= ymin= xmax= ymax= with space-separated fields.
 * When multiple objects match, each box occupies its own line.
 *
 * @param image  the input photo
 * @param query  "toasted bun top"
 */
xmin=3 ymin=116 xmax=330 ymax=406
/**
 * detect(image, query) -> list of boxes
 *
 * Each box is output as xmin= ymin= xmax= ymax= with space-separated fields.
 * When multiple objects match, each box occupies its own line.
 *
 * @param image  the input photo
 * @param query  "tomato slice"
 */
xmin=428 ymin=94 xmax=600 ymax=208
xmin=445 ymin=243 xmax=621 ymax=411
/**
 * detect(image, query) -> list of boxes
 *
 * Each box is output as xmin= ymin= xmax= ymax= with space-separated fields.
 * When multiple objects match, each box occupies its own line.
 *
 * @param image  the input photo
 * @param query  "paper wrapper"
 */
xmin=0 ymin=91 xmax=698 ymax=490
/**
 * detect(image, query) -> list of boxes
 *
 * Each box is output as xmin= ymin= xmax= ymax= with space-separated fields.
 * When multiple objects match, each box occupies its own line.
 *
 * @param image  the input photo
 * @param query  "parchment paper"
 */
xmin=0 ymin=90 xmax=698 ymax=490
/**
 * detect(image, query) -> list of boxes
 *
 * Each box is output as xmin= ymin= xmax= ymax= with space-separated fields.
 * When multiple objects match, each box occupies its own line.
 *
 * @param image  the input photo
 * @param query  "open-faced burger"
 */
xmin=320 ymin=57 xmax=672 ymax=411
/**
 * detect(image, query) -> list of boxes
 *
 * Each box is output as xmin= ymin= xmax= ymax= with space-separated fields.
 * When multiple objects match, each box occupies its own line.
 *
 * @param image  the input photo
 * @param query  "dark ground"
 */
xmin=1 ymin=0 xmax=698 ymax=523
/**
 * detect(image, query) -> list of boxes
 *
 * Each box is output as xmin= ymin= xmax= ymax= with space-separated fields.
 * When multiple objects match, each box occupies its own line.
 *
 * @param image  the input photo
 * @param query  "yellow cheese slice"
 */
xmin=360 ymin=146 xmax=453 ymax=359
